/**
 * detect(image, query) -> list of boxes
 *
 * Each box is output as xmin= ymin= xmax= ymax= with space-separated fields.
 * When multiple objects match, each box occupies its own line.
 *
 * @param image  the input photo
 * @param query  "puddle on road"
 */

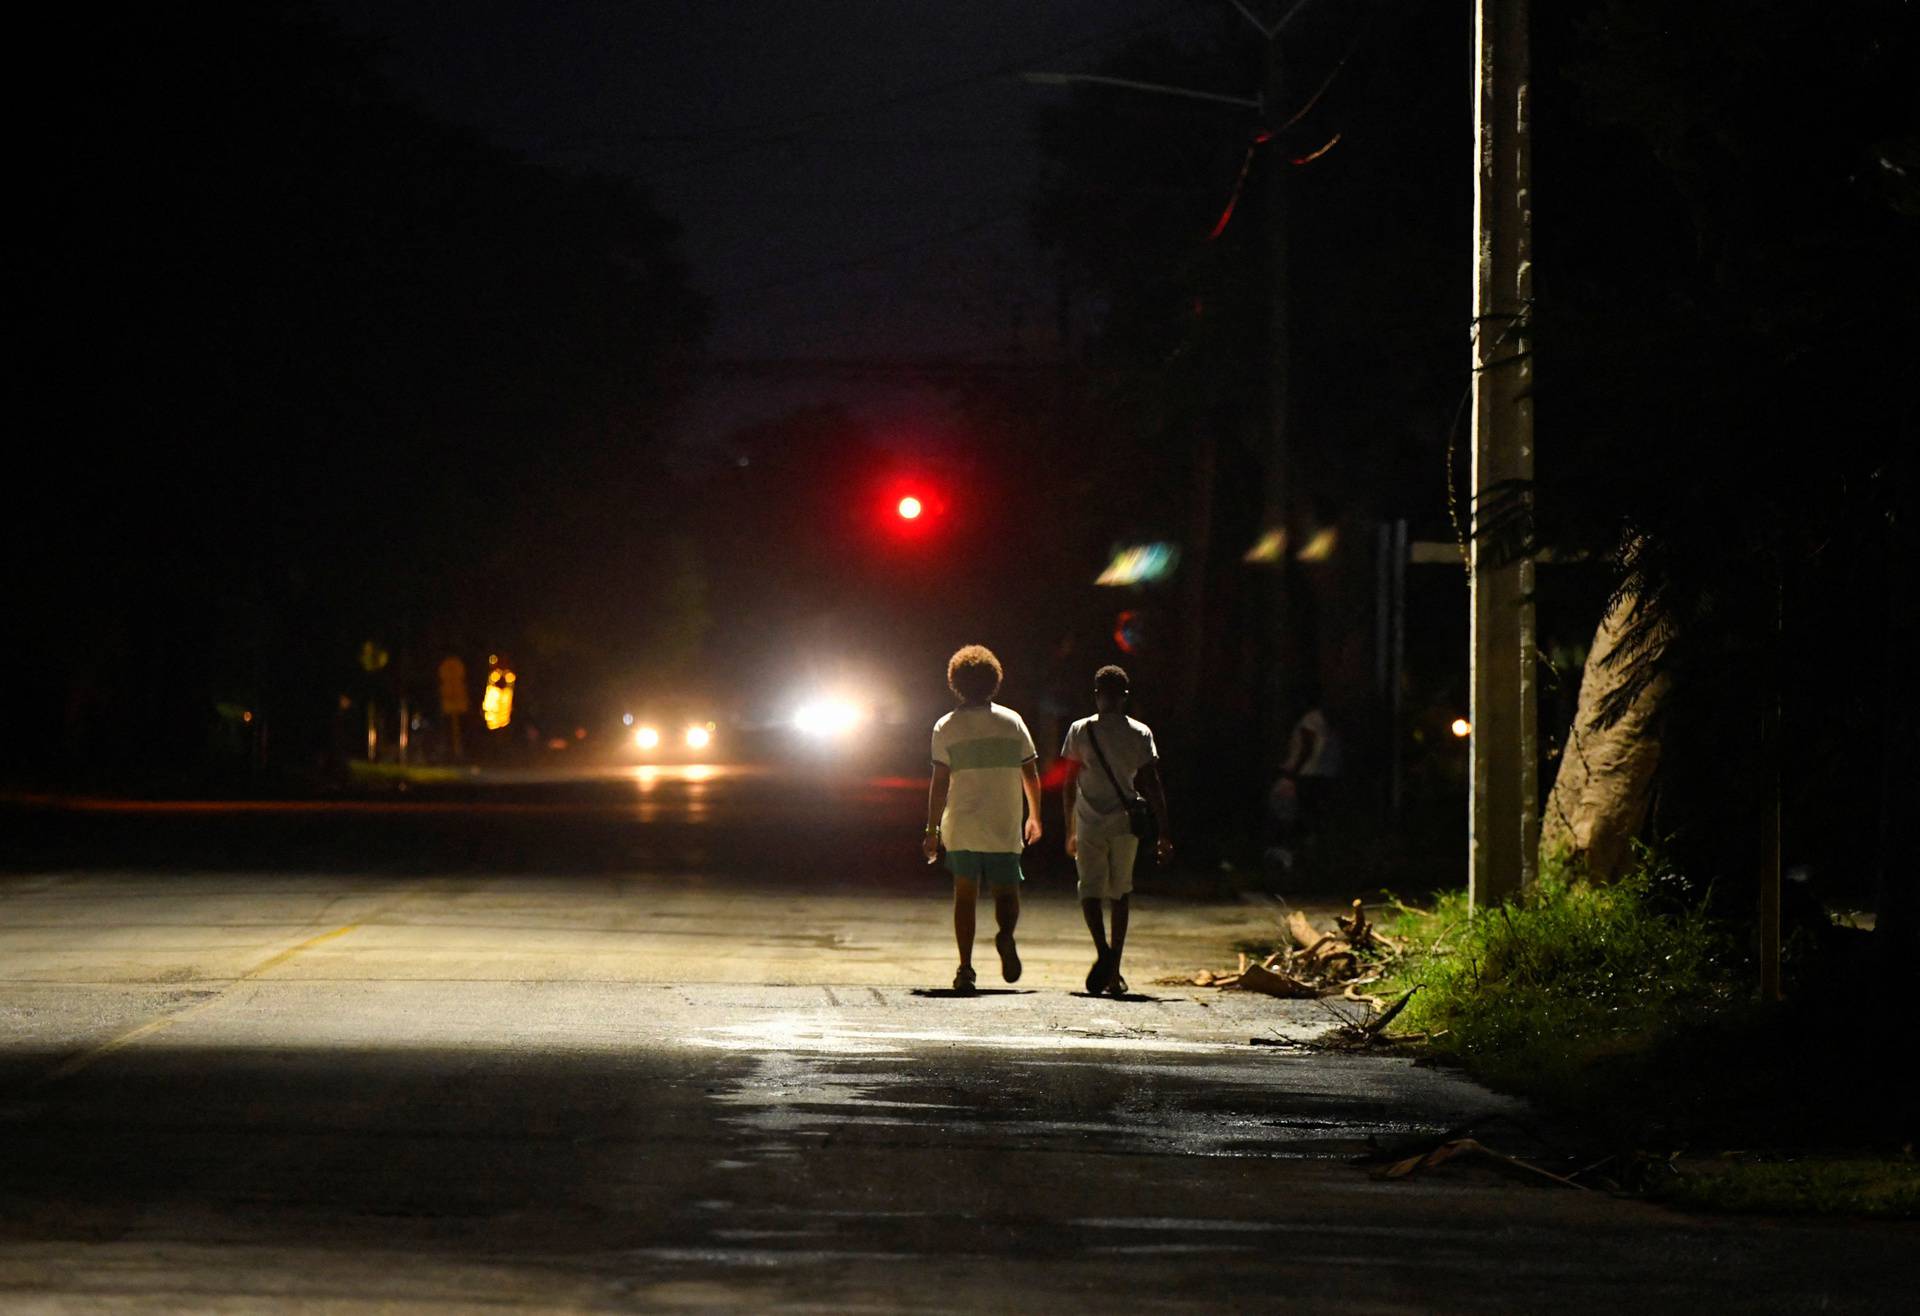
xmin=661 ymin=1013 xmax=1515 ymax=1277
xmin=709 ymin=1048 xmax=969 ymax=1140
xmin=687 ymin=1013 xmax=1244 ymax=1057
xmin=691 ymin=1014 xmax=1454 ymax=1170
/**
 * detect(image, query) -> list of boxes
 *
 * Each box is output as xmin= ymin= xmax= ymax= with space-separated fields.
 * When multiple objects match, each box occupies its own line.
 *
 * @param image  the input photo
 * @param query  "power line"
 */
xmin=495 ymin=2 xmax=1199 ymax=178
xmin=698 ymin=356 xmax=1062 ymax=381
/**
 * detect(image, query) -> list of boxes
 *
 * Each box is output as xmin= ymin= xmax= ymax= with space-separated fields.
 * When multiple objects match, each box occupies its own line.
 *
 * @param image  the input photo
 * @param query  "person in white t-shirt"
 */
xmin=921 ymin=645 xmax=1042 ymax=994
xmin=1273 ymin=693 xmax=1342 ymax=852
xmin=1059 ymin=665 xmax=1172 ymax=997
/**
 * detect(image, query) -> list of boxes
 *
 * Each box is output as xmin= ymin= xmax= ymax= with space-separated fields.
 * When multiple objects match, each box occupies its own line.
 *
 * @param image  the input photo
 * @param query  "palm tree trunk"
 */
xmin=1540 ymin=591 xmax=1668 ymax=880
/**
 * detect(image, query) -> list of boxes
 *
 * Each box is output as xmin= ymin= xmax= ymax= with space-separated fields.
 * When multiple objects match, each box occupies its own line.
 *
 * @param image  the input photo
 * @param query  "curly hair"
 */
xmin=1093 ymin=664 xmax=1130 ymax=695
xmin=946 ymin=644 xmax=1003 ymax=704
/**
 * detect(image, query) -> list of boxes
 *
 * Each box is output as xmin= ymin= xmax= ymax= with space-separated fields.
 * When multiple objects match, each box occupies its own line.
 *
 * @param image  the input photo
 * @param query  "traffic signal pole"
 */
xmin=1468 ymin=0 xmax=1537 ymax=909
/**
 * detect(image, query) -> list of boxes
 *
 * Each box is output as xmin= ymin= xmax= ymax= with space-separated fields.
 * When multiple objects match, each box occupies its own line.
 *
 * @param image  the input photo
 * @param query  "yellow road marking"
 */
xmin=239 ymin=922 xmax=360 ymax=980
xmin=34 ymin=1016 xmax=180 ymax=1085
xmin=28 ymin=923 xmax=361 ymax=1089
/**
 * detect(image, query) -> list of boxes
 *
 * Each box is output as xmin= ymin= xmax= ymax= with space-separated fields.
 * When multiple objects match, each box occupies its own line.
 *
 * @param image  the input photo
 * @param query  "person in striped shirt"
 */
xmin=921 ymin=645 xmax=1042 ymax=994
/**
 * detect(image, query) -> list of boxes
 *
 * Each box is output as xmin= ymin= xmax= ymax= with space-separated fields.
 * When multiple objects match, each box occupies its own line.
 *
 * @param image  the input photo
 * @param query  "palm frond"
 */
xmin=1470 ymin=477 xmax=1537 ymax=571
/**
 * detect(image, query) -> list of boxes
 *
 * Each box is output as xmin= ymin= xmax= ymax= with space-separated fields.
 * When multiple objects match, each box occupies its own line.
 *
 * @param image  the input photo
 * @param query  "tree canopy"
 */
xmin=10 ymin=5 xmax=706 ymax=781
xmin=1531 ymin=0 xmax=1915 ymax=906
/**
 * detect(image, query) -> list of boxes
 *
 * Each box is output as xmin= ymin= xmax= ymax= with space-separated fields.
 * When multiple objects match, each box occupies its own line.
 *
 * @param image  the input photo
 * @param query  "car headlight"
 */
xmin=684 ymin=724 xmax=712 ymax=750
xmin=635 ymin=726 xmax=660 ymax=750
xmin=794 ymin=699 xmax=863 ymax=738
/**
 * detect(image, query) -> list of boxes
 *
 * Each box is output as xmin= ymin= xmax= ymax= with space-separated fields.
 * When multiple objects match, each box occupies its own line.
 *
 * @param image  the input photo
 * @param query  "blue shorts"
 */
xmin=945 ymin=850 xmax=1025 ymax=888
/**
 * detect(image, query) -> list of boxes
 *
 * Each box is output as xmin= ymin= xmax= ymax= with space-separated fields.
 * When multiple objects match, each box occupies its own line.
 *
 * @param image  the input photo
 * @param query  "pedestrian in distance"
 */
xmin=921 ymin=645 xmax=1043 ymax=994
xmin=1271 ymin=686 xmax=1342 ymax=865
xmin=1060 ymin=665 xmax=1173 ymax=997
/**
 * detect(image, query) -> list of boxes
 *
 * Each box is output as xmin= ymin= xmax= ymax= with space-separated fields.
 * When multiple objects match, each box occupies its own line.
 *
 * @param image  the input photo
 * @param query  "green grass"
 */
xmin=1369 ymin=859 xmax=1914 ymax=1217
xmin=1661 ymin=1157 xmax=1920 ymax=1218
xmin=1373 ymin=855 xmax=1741 ymax=1105
xmin=346 ymin=760 xmax=476 ymax=785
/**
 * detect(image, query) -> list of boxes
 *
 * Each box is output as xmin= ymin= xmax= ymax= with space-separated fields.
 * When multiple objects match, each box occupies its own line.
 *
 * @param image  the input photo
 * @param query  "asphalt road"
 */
xmin=2 ymin=767 xmax=1912 ymax=1312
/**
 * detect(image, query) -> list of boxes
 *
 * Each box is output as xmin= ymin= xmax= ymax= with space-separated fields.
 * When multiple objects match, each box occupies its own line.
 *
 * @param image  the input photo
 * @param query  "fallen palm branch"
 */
xmin=1154 ymin=898 xmax=1407 ymax=1002
xmin=1374 ymin=1137 xmax=1588 ymax=1189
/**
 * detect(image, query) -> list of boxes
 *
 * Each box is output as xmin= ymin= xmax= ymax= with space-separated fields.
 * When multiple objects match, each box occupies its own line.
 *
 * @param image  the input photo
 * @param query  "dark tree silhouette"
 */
xmin=9 ymin=5 xmax=705 ymax=785
xmin=1528 ymin=1 xmax=1915 ymax=955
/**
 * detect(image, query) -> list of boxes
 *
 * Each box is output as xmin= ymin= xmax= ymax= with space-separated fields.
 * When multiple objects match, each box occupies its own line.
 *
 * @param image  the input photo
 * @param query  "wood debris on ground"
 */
xmin=1155 ymin=898 xmax=1405 ymax=1003
xmin=1373 ymin=1137 xmax=1587 ymax=1189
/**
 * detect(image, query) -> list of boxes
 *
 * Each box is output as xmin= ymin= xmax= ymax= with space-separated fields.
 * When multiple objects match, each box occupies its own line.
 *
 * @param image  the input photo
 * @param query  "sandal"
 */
xmin=1106 ymin=971 xmax=1129 ymax=997
xmin=953 ymin=964 xmax=978 ymax=994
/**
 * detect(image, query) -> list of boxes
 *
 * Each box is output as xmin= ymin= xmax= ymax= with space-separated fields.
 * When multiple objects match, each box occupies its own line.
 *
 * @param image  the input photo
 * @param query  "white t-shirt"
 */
xmin=1286 ymin=707 xmax=1342 ymax=778
xmin=930 ymin=703 xmax=1038 ymax=853
xmin=1061 ymin=713 xmax=1158 ymax=838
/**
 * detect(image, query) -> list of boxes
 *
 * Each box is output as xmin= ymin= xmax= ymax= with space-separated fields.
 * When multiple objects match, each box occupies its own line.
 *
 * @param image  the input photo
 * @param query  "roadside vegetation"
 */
xmin=345 ymin=761 xmax=477 ymax=787
xmin=1367 ymin=854 xmax=1915 ymax=1217
xmin=1661 ymin=1158 xmax=1920 ymax=1219
xmin=1374 ymin=854 xmax=1735 ymax=1100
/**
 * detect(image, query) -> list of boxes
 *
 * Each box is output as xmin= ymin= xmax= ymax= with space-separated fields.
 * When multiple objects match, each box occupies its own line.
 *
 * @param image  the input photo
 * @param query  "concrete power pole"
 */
xmin=1469 ymin=0 xmax=1537 ymax=909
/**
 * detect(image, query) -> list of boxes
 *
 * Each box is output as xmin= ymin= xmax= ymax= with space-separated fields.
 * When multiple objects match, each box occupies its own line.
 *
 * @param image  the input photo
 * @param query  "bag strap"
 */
xmin=1086 ymin=723 xmax=1135 ymax=803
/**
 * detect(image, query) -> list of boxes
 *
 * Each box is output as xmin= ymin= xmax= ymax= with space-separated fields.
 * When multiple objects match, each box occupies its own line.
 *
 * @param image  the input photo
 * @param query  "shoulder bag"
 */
xmin=1087 ymin=723 xmax=1158 ymax=844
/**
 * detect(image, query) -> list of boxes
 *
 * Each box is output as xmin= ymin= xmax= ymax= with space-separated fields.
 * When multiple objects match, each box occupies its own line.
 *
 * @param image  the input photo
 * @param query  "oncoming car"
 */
xmin=621 ymin=703 xmax=723 ymax=762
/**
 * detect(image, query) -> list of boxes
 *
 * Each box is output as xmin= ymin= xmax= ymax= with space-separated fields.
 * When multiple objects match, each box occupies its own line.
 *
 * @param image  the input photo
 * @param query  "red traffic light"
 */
xmin=881 ymin=480 xmax=944 ymax=539
xmin=871 ymin=470 xmax=956 ymax=546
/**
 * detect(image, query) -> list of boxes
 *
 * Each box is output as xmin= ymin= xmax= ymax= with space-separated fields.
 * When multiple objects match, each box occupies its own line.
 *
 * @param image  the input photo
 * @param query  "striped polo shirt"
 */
xmin=930 ymin=702 xmax=1037 ymax=853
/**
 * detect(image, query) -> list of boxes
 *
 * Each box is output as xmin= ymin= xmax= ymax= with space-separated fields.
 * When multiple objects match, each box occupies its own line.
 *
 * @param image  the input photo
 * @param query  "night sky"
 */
xmin=316 ymin=0 xmax=1186 ymax=446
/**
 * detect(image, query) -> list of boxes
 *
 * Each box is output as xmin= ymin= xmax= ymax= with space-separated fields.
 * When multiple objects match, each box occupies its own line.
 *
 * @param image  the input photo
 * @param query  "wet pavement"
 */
xmin=2 ymin=776 xmax=1914 ymax=1311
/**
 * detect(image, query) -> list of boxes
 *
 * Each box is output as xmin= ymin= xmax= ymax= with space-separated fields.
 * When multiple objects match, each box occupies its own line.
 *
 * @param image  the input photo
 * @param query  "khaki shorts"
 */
xmin=1074 ymin=831 xmax=1139 ymax=902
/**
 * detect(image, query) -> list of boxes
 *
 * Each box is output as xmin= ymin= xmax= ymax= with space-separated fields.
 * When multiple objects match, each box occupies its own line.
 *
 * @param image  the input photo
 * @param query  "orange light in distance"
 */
xmin=1450 ymin=717 xmax=1472 ymax=739
xmin=897 ymin=495 xmax=923 ymax=520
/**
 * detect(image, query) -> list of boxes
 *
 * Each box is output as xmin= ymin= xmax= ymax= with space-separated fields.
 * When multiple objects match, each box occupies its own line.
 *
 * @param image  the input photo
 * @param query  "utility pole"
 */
xmin=1259 ymin=26 xmax=1303 ymax=756
xmin=1469 ymin=0 xmax=1537 ymax=909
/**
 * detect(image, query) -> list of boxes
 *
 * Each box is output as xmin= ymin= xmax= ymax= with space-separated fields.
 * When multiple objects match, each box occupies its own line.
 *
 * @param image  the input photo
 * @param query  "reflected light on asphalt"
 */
xmin=690 ymin=1015 xmax=1234 ymax=1055
xmin=627 ymin=764 xmax=733 ymax=786
xmin=625 ymin=762 xmax=724 ymax=824
xmin=683 ymin=769 xmax=711 ymax=823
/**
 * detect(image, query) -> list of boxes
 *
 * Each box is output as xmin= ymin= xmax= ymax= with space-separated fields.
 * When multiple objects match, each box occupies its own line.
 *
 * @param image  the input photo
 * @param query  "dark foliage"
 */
xmin=9 ymin=6 xmax=705 ymax=784
xmin=1530 ymin=1 xmax=1916 ymax=901
xmin=1029 ymin=3 xmax=1471 ymax=859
